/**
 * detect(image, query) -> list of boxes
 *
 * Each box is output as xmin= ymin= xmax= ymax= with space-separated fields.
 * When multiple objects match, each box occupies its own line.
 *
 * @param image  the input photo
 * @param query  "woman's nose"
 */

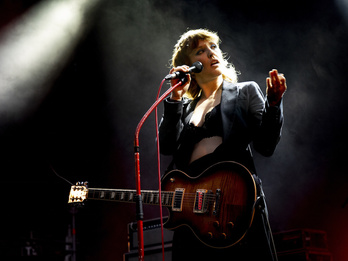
xmin=207 ymin=47 xmax=216 ymax=58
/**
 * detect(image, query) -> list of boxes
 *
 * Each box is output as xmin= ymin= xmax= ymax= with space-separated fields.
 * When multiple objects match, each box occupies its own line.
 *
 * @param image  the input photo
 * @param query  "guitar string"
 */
xmin=89 ymin=189 xmax=218 ymax=196
xmin=87 ymin=190 xmax=216 ymax=196
xmin=85 ymin=190 xmax=219 ymax=206
xmin=87 ymin=196 xmax=218 ymax=202
xmin=80 ymin=192 xmax=234 ymax=210
xmin=88 ymin=190 xmax=218 ymax=200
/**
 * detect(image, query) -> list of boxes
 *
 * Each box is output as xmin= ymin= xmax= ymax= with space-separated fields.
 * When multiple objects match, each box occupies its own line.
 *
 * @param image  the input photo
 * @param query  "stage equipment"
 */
xmin=274 ymin=229 xmax=332 ymax=261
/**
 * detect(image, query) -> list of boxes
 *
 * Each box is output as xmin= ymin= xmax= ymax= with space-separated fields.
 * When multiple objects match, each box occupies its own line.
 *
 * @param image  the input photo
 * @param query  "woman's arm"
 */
xmin=158 ymin=98 xmax=185 ymax=155
xmin=253 ymin=69 xmax=286 ymax=156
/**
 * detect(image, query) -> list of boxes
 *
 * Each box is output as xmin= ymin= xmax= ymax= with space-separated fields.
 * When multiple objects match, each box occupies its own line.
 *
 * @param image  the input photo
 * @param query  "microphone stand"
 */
xmin=133 ymin=77 xmax=186 ymax=261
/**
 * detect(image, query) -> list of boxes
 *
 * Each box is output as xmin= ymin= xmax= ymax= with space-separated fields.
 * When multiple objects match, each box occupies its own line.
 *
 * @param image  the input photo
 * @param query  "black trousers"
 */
xmin=171 ymin=178 xmax=278 ymax=261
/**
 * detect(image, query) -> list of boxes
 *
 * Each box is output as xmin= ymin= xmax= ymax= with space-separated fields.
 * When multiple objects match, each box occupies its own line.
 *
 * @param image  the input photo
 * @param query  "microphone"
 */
xmin=164 ymin=61 xmax=203 ymax=80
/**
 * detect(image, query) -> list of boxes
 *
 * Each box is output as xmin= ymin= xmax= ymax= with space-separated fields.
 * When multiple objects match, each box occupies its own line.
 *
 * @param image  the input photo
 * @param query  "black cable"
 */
xmin=50 ymin=164 xmax=74 ymax=186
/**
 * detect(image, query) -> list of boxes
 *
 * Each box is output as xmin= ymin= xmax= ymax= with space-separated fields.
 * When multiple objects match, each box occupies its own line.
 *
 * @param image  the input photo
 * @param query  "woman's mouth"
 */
xmin=211 ymin=60 xmax=219 ymax=66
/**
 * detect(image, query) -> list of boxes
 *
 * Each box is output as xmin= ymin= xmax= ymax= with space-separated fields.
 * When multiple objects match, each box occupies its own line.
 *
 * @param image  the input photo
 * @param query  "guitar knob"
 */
xmin=221 ymin=233 xmax=227 ymax=239
xmin=207 ymin=232 xmax=213 ymax=239
xmin=228 ymin=221 xmax=235 ymax=229
xmin=213 ymin=221 xmax=220 ymax=228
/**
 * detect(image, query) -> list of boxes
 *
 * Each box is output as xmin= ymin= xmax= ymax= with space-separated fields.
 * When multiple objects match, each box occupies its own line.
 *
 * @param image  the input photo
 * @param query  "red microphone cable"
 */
xmin=155 ymin=78 xmax=166 ymax=261
xmin=134 ymin=78 xmax=183 ymax=261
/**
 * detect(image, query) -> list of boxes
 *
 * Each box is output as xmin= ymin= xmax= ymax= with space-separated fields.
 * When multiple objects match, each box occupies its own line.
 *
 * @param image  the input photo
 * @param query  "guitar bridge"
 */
xmin=193 ymin=189 xmax=211 ymax=214
xmin=213 ymin=189 xmax=221 ymax=216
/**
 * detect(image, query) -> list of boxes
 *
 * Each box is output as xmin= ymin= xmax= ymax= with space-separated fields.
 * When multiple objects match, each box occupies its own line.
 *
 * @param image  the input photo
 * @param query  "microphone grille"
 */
xmin=191 ymin=61 xmax=203 ymax=73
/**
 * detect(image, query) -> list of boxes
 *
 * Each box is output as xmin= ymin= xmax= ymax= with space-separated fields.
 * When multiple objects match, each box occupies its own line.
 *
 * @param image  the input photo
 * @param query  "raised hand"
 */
xmin=266 ymin=69 xmax=287 ymax=106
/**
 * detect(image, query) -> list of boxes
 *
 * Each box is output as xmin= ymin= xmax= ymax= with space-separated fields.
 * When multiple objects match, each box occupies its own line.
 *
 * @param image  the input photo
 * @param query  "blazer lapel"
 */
xmin=221 ymin=81 xmax=239 ymax=141
xmin=183 ymin=97 xmax=198 ymax=125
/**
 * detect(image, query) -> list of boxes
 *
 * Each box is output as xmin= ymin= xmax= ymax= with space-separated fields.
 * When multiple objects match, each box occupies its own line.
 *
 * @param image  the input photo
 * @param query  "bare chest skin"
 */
xmin=190 ymin=87 xmax=222 ymax=127
xmin=189 ymin=87 xmax=223 ymax=163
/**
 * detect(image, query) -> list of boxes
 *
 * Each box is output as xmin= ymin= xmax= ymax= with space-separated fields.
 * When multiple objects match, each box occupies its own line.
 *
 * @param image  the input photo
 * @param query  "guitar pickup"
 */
xmin=193 ymin=189 xmax=211 ymax=214
xmin=172 ymin=188 xmax=185 ymax=212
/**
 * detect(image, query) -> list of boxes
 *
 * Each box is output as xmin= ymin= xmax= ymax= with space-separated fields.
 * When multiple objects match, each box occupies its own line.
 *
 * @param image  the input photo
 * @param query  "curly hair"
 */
xmin=171 ymin=28 xmax=238 ymax=99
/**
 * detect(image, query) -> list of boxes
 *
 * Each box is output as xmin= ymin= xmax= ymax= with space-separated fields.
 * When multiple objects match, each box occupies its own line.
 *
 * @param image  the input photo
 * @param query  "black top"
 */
xmin=185 ymin=103 xmax=223 ymax=145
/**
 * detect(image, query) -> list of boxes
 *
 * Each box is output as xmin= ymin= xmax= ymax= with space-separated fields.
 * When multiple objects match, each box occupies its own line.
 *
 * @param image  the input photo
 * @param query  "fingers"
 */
xmin=170 ymin=65 xmax=190 ymax=74
xmin=169 ymin=65 xmax=191 ymax=100
xmin=279 ymin=74 xmax=286 ymax=87
xmin=267 ymin=69 xmax=287 ymax=90
xmin=266 ymin=69 xmax=287 ymax=105
xmin=170 ymin=65 xmax=191 ymax=84
xmin=266 ymin=77 xmax=271 ymax=88
xmin=269 ymin=69 xmax=280 ymax=88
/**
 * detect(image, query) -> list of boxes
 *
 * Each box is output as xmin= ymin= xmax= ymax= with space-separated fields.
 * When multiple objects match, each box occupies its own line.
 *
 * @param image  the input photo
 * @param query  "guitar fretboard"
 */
xmin=88 ymin=188 xmax=174 ymax=207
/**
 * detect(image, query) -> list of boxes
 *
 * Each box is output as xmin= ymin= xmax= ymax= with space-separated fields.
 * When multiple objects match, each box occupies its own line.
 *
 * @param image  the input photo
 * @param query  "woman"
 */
xmin=159 ymin=29 xmax=286 ymax=260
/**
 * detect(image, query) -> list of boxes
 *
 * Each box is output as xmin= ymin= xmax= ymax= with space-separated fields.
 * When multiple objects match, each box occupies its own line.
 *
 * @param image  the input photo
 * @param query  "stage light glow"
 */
xmin=335 ymin=0 xmax=348 ymax=24
xmin=0 ymin=0 xmax=103 ymax=124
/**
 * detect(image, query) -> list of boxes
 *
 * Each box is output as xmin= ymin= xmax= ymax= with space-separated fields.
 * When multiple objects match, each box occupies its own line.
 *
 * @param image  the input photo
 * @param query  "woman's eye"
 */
xmin=196 ymin=50 xmax=204 ymax=55
xmin=211 ymin=44 xmax=217 ymax=49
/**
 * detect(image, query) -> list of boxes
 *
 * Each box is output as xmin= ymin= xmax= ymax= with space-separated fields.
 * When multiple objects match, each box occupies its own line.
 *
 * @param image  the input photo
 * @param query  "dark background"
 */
xmin=0 ymin=0 xmax=348 ymax=260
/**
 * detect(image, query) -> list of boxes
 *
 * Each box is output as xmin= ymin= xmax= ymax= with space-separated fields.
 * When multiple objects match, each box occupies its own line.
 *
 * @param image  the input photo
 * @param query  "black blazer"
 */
xmin=159 ymin=80 xmax=283 ymax=174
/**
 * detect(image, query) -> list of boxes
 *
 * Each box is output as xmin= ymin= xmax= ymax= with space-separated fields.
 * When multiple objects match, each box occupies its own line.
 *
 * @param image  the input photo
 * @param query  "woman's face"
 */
xmin=188 ymin=39 xmax=224 ymax=82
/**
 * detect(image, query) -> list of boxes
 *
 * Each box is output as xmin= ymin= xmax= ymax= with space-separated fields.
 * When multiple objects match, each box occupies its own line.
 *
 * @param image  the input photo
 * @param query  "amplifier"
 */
xmin=277 ymin=250 xmax=332 ymax=261
xmin=127 ymin=217 xmax=174 ymax=251
xmin=124 ymin=244 xmax=172 ymax=261
xmin=273 ymin=229 xmax=329 ymax=253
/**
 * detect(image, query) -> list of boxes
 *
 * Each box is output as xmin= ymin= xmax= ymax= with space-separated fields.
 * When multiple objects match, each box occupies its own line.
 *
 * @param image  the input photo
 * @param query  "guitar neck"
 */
xmin=87 ymin=188 xmax=174 ymax=207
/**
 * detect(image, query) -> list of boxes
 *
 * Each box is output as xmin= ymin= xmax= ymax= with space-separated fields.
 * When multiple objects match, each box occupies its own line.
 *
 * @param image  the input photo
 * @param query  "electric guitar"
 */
xmin=68 ymin=161 xmax=257 ymax=249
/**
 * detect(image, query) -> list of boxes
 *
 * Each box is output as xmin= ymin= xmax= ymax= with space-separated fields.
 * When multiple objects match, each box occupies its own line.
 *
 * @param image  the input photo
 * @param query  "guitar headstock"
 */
xmin=68 ymin=181 xmax=88 ymax=204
